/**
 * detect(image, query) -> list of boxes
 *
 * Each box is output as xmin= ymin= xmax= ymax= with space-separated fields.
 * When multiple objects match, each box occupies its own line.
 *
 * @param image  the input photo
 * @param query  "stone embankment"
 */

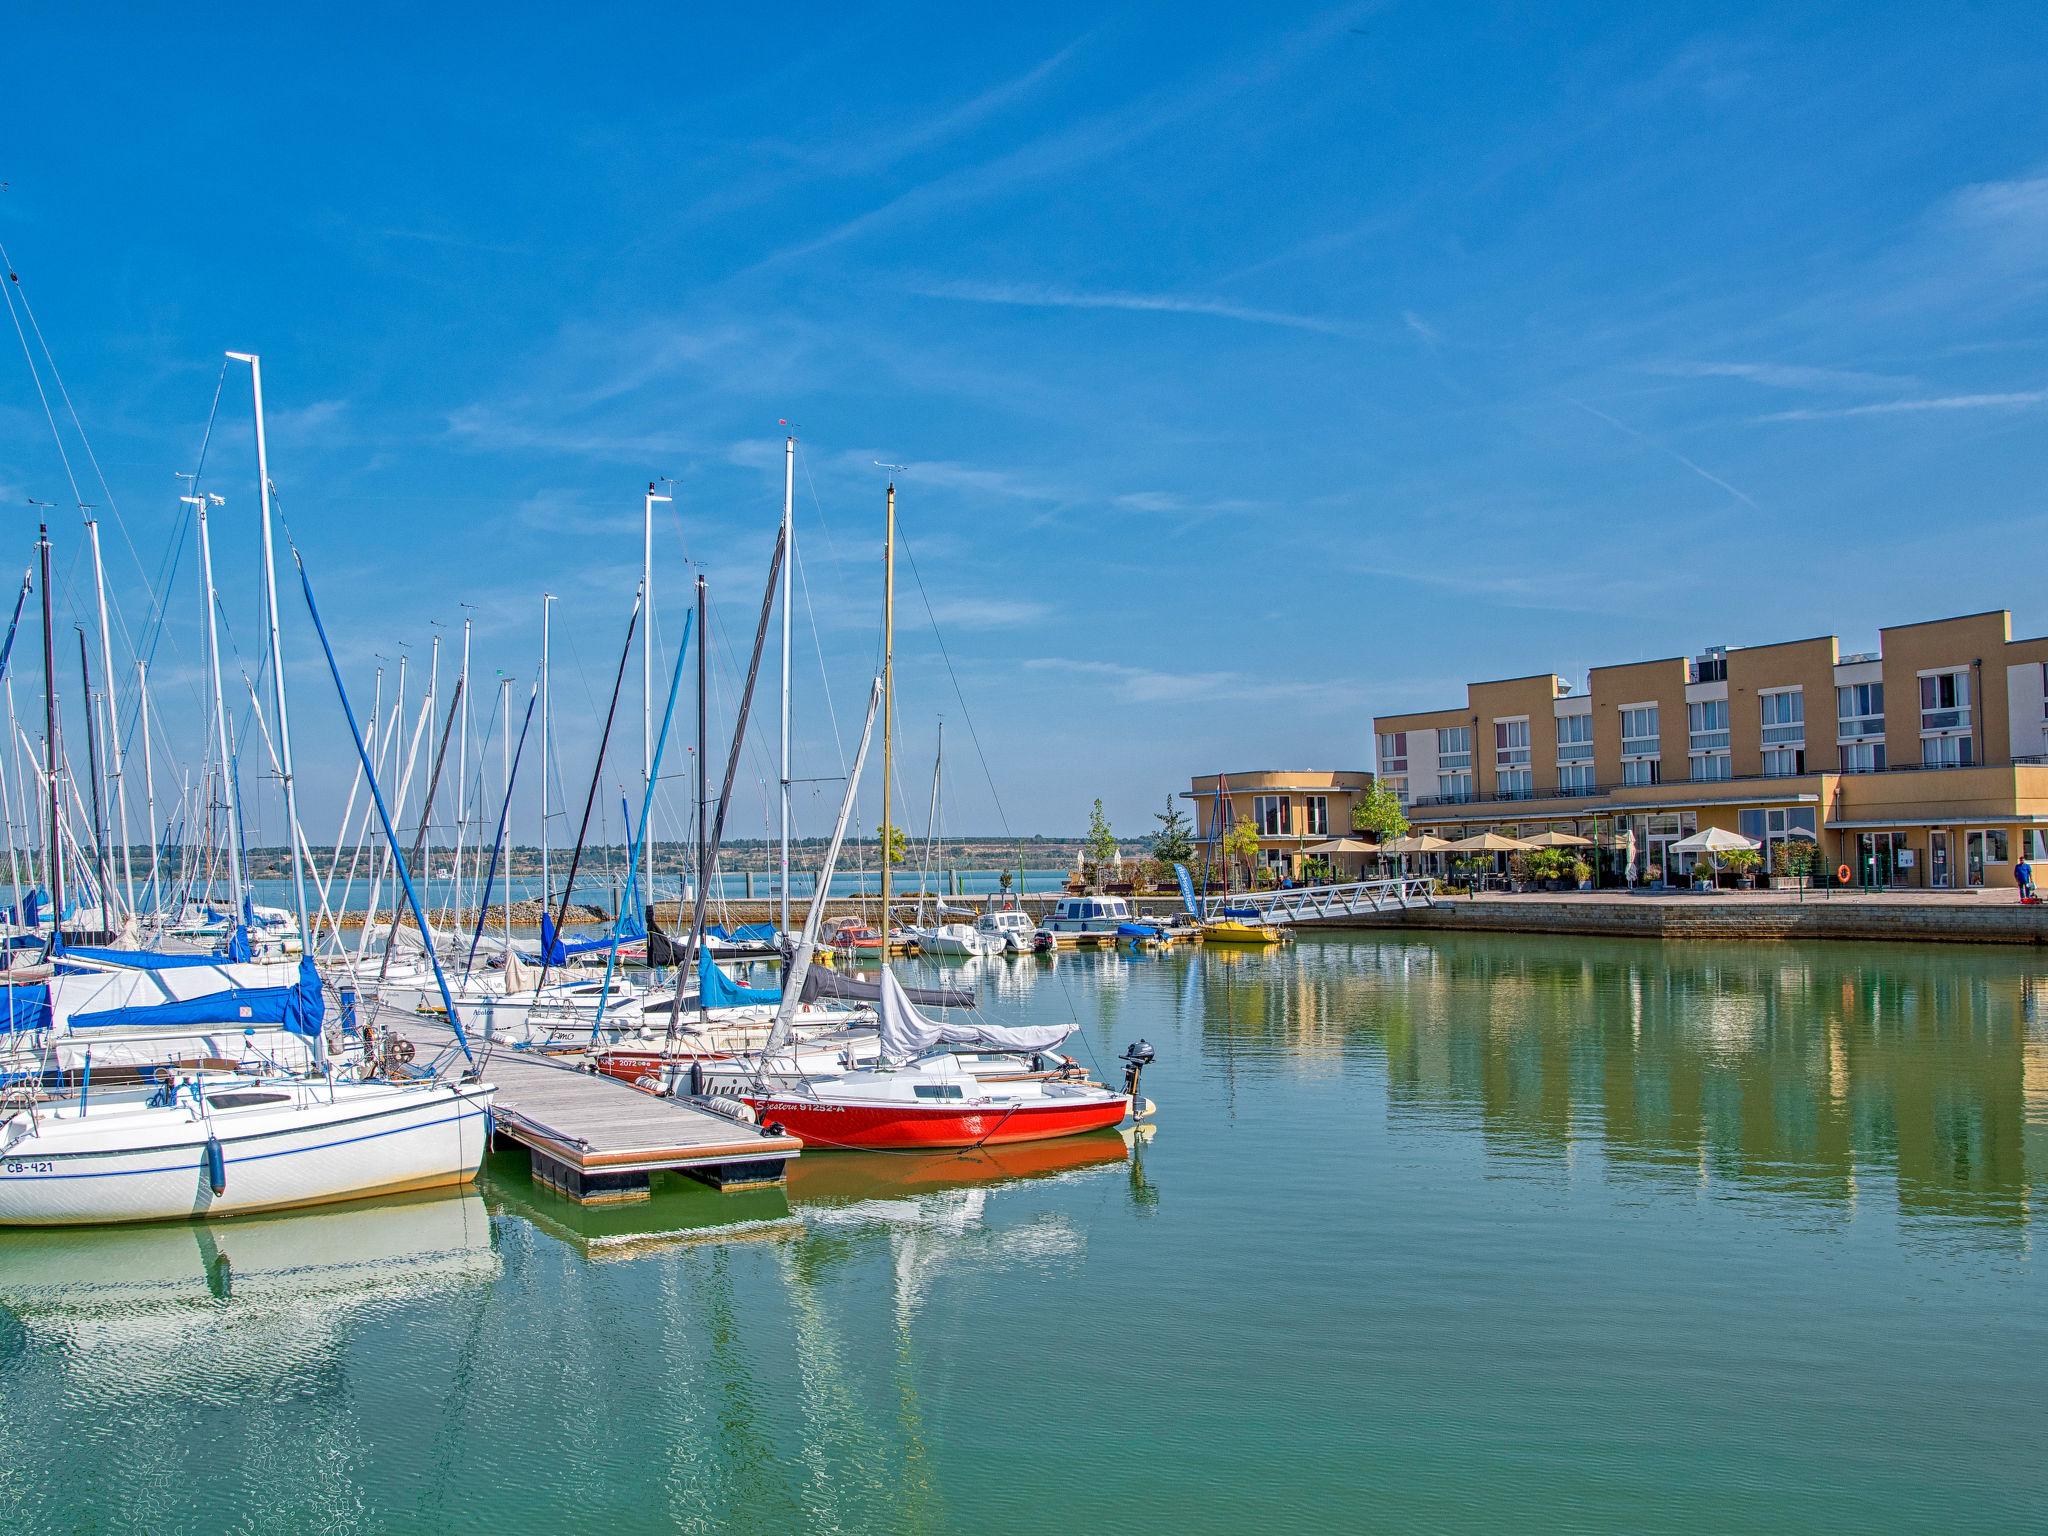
xmin=1306 ymin=890 xmax=2048 ymax=946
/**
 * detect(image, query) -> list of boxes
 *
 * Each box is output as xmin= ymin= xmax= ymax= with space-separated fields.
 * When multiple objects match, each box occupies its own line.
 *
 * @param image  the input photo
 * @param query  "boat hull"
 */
xmin=0 ymin=1082 xmax=495 ymax=1227
xmin=739 ymin=1091 xmax=1129 ymax=1150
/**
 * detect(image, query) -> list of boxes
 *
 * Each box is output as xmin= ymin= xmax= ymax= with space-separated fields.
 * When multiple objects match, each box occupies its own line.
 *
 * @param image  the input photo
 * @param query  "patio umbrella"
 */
xmin=1304 ymin=835 xmax=1379 ymax=880
xmin=1523 ymin=830 xmax=1592 ymax=847
xmin=1446 ymin=832 xmax=1535 ymax=852
xmin=1668 ymin=826 xmax=1760 ymax=883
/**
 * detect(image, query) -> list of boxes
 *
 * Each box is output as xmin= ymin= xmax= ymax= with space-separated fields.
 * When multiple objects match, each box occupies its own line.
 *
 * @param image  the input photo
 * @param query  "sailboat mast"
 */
xmin=881 ymin=481 xmax=896 ymax=943
xmin=137 ymin=661 xmax=158 ymax=921
xmin=76 ymin=629 xmax=109 ymax=924
xmin=82 ymin=513 xmax=133 ymax=917
xmin=779 ymin=434 xmax=793 ymax=936
xmin=190 ymin=493 xmax=244 ymax=916
xmin=540 ymin=592 xmax=553 ymax=913
xmin=455 ymin=609 xmax=471 ymax=928
xmin=36 ymin=525 xmax=64 ymax=934
xmin=501 ymin=673 xmax=513 ymax=961
xmin=645 ymin=481 xmax=670 ymax=920
xmin=233 ymin=352 xmax=310 ymax=945
xmin=694 ymin=571 xmax=707 ymax=937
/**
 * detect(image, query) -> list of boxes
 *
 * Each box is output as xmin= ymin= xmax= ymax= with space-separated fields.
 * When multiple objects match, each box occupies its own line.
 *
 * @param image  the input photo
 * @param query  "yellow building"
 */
xmin=1371 ymin=610 xmax=2048 ymax=889
xmin=1185 ymin=770 xmax=1375 ymax=881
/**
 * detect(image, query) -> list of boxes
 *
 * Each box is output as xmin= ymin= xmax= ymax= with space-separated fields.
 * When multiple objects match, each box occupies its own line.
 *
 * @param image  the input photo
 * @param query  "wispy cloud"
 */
xmin=1021 ymin=657 xmax=1335 ymax=705
xmin=922 ymin=596 xmax=1052 ymax=630
xmin=913 ymin=278 xmax=1370 ymax=338
xmin=1755 ymin=388 xmax=2048 ymax=422
xmin=1645 ymin=360 xmax=1912 ymax=392
xmin=1566 ymin=398 xmax=1764 ymax=512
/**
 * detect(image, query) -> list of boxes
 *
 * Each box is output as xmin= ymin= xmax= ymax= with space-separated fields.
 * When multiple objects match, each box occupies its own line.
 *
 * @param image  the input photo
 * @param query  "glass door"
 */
xmin=1930 ymin=831 xmax=1951 ymax=890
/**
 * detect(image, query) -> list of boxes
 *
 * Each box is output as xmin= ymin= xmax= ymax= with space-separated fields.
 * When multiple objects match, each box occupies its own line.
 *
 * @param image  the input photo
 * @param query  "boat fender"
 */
xmin=765 ymin=1120 xmax=786 ymax=1137
xmin=203 ymin=1135 xmax=227 ymax=1197
xmin=699 ymin=1095 xmax=759 ymax=1126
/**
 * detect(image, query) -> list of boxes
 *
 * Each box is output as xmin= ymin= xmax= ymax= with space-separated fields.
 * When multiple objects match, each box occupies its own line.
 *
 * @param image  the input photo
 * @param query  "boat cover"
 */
xmin=534 ymin=912 xmax=615 ymax=965
xmin=876 ymin=967 xmax=1069 ymax=1066
xmin=698 ymin=946 xmax=780 ymax=1007
xmin=62 ymin=956 xmax=326 ymax=1039
xmin=799 ymin=965 xmax=973 ymax=1010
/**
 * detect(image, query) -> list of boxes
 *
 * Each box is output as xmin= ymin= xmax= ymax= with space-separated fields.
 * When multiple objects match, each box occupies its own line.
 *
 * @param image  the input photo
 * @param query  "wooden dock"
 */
xmin=395 ymin=1017 xmax=801 ymax=1204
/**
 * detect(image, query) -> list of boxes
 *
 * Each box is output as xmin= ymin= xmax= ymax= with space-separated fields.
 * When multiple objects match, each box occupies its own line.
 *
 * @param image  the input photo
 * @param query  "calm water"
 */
xmin=2 ymin=932 xmax=2044 ymax=1533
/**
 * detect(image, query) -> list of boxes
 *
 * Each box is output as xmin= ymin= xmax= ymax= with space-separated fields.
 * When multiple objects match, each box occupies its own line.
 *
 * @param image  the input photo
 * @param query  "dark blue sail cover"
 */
xmin=698 ymin=945 xmax=780 ymax=1007
xmin=0 ymin=984 xmax=51 ymax=1034
xmin=66 ymin=957 xmax=326 ymax=1039
xmin=535 ymin=912 xmax=618 ymax=965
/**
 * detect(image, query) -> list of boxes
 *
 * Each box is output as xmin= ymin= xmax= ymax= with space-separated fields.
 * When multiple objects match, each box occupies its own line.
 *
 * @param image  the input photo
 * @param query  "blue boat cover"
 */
xmin=63 ymin=946 xmax=246 ymax=972
xmin=1220 ymin=905 xmax=1263 ymax=919
xmin=698 ymin=945 xmax=780 ymax=1007
xmin=67 ymin=957 xmax=325 ymax=1039
xmin=535 ymin=912 xmax=615 ymax=965
xmin=2 ymin=890 xmax=45 ymax=926
xmin=0 ymin=984 xmax=51 ymax=1034
xmin=223 ymin=924 xmax=253 ymax=963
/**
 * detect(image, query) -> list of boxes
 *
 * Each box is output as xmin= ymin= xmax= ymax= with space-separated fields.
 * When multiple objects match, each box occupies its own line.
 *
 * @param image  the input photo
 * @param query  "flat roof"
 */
xmin=1878 ymin=608 xmax=2010 ymax=633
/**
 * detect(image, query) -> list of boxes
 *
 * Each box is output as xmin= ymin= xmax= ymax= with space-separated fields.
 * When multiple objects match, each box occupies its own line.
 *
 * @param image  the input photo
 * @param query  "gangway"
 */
xmin=1202 ymin=876 xmax=1436 ymax=925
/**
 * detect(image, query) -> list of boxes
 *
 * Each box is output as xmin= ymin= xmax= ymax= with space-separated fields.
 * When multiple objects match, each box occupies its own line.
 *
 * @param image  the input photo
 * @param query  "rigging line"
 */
xmin=899 ymin=528 xmax=1014 ymax=840
xmin=0 ymin=266 xmax=83 ymax=508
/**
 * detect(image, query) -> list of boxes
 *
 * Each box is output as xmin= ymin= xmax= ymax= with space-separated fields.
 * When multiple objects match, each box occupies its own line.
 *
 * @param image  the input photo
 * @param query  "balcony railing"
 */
xmin=1404 ymin=754 xmax=2048 ymax=811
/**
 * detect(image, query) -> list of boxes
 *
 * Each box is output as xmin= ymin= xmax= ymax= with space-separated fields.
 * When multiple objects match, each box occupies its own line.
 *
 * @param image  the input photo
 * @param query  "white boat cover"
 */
xmin=876 ymin=967 xmax=1071 ymax=1066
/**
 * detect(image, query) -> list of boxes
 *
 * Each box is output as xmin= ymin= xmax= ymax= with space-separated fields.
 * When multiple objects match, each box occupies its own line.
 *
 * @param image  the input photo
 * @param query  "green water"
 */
xmin=1 ymin=933 xmax=2044 ymax=1534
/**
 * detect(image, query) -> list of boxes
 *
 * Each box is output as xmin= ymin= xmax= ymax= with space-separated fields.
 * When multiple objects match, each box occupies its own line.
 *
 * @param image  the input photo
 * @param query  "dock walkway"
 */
xmin=390 ymin=1013 xmax=801 ymax=1203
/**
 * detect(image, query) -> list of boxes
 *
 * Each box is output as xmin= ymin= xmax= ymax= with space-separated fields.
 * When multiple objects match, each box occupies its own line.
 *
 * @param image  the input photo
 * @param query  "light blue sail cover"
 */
xmin=64 ymin=957 xmax=326 ymax=1039
xmin=698 ymin=945 xmax=780 ymax=1007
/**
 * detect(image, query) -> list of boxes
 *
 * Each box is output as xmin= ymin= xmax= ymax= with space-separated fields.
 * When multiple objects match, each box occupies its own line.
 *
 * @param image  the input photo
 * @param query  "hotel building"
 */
xmin=1186 ymin=770 xmax=1375 ymax=879
xmin=1371 ymin=610 xmax=2048 ymax=889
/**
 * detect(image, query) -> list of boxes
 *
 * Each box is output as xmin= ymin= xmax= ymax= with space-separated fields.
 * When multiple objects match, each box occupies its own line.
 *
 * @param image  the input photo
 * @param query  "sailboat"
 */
xmin=718 ymin=479 xmax=1142 ymax=1150
xmin=902 ymin=722 xmax=1001 ymax=958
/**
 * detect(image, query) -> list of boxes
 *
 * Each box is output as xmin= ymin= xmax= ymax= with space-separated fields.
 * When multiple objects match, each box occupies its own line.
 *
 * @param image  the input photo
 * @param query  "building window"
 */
xmin=1261 ymin=848 xmax=1293 ymax=875
xmin=1836 ymin=682 xmax=1884 ymax=741
xmin=1687 ymin=699 xmax=1729 ymax=781
xmin=1377 ymin=732 xmax=1408 ymax=772
xmin=1623 ymin=758 xmax=1660 ymax=787
xmin=1384 ymin=777 xmax=1409 ymax=807
xmin=1759 ymin=688 xmax=1804 ymax=746
xmin=1556 ymin=712 xmax=1593 ymax=762
xmin=1920 ymin=670 xmax=1971 ymax=735
xmin=1840 ymin=741 xmax=1886 ymax=774
xmin=1557 ymin=762 xmax=1596 ymax=795
xmin=1494 ymin=718 xmax=1531 ymax=766
xmin=1304 ymin=796 xmax=1328 ymax=837
xmin=1253 ymin=795 xmax=1291 ymax=836
xmin=2026 ymin=829 xmax=2048 ymax=862
xmin=1497 ymin=769 xmax=1534 ymax=797
xmin=1760 ymin=746 xmax=1806 ymax=777
xmin=1438 ymin=726 xmax=1472 ymax=770
xmin=1437 ymin=772 xmax=1474 ymax=802
xmin=1620 ymin=705 xmax=1660 ymax=761
xmin=1923 ymin=734 xmax=1974 ymax=769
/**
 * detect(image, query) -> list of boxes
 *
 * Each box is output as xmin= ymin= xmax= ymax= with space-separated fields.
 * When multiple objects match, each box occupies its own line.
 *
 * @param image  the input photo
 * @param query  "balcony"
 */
xmin=1405 ymin=754 xmax=2048 ymax=812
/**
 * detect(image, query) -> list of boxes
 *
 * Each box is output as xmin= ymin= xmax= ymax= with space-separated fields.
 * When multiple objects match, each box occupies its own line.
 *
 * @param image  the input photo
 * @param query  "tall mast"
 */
xmin=136 ymin=661 xmax=158 ymax=920
xmin=36 ymin=525 xmax=63 ymax=935
xmin=881 ymin=480 xmax=896 ymax=945
xmin=501 ymin=672 xmax=513 ymax=962
xmin=779 ymin=434 xmax=794 ymax=935
xmin=540 ymin=593 xmax=553 ymax=912
xmin=76 ymin=629 xmax=109 ymax=924
xmin=455 ymin=608 xmax=472 ymax=927
xmin=82 ymin=512 xmax=133 ymax=916
xmin=231 ymin=352 xmax=309 ymax=946
xmin=644 ymin=482 xmax=670 ymax=920
xmin=695 ymin=571 xmax=707 ymax=934
xmin=186 ymin=492 xmax=244 ymax=916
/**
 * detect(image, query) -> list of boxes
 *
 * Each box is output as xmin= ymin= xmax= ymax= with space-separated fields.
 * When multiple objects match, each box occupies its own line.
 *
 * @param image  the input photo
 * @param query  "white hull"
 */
xmin=0 ymin=1078 xmax=495 ymax=1226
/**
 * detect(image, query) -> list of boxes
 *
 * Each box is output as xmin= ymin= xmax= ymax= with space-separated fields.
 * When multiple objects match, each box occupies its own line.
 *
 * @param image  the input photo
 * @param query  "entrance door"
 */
xmin=1930 ymin=831 xmax=1951 ymax=890
xmin=1855 ymin=831 xmax=1905 ymax=888
xmin=1965 ymin=829 xmax=2009 ymax=888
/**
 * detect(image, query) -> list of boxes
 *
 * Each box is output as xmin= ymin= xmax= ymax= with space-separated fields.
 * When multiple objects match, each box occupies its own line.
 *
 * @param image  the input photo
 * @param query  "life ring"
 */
xmin=1836 ymin=864 xmax=1852 ymax=884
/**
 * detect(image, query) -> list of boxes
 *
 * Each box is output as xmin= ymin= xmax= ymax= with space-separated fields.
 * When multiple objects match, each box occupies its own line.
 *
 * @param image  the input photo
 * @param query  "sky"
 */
xmin=3 ymin=1 xmax=2048 ymax=855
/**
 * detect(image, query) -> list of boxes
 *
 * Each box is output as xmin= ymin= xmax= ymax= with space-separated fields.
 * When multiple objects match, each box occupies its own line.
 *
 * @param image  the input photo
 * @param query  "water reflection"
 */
xmin=1198 ymin=934 xmax=2048 ymax=1234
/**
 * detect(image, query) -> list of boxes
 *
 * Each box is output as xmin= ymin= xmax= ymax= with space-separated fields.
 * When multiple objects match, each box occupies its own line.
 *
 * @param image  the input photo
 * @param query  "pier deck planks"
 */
xmin=391 ymin=1014 xmax=799 ymax=1199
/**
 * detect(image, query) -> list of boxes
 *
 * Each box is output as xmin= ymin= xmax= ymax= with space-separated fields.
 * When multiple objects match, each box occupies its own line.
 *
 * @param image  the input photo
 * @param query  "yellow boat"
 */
xmin=1201 ymin=917 xmax=1286 ymax=946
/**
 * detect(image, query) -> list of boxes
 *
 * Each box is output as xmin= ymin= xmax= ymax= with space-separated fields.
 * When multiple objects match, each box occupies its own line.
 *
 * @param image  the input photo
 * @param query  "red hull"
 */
xmin=592 ymin=1047 xmax=729 ymax=1093
xmin=741 ymin=1092 xmax=1130 ymax=1150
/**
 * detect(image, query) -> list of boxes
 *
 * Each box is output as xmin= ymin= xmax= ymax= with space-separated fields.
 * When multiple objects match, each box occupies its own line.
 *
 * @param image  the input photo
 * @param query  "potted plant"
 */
xmin=1645 ymin=862 xmax=1664 ymax=889
xmin=1571 ymin=857 xmax=1593 ymax=891
xmin=1723 ymin=847 xmax=1762 ymax=889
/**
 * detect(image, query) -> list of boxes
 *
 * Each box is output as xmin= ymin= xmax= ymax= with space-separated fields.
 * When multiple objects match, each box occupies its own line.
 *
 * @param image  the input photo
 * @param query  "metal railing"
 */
xmin=1407 ymin=754 xmax=2048 ymax=812
xmin=1206 ymin=877 xmax=1436 ymax=923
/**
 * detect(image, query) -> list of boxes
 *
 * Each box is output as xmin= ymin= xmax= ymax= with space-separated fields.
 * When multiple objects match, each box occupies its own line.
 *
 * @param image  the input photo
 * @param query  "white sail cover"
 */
xmin=876 ymin=966 xmax=1072 ymax=1066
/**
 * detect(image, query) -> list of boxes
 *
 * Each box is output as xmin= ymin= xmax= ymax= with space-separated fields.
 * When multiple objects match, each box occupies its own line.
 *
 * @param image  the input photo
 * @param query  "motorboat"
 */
xmin=1201 ymin=915 xmax=1287 ymax=946
xmin=1034 ymin=896 xmax=1132 ymax=946
xmin=974 ymin=908 xmax=1037 ymax=954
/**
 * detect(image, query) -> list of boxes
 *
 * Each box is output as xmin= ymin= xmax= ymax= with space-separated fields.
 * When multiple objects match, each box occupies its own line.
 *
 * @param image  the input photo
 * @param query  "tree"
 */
xmin=1087 ymin=798 xmax=1117 ymax=865
xmin=1351 ymin=781 xmax=1409 ymax=842
xmin=1221 ymin=816 xmax=1260 ymax=891
xmin=1152 ymin=798 xmax=1195 ymax=865
xmin=875 ymin=823 xmax=906 ymax=865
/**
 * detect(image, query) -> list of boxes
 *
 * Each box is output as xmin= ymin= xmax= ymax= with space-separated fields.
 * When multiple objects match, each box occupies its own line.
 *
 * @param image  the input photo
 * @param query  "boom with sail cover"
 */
xmin=874 ymin=966 xmax=1070 ymax=1066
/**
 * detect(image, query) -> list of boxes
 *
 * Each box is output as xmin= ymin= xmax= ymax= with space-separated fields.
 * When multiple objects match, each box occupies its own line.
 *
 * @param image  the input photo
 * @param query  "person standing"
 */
xmin=2016 ymin=854 xmax=2035 ymax=902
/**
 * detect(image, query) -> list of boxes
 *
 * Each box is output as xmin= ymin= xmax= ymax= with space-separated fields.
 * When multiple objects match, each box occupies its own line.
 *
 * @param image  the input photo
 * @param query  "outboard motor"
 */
xmin=1121 ymin=1039 xmax=1155 ymax=1111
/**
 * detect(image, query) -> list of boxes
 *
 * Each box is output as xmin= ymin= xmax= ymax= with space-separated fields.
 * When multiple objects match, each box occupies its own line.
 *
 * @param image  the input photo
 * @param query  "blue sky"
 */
xmin=3 ymin=2 xmax=2048 ymax=850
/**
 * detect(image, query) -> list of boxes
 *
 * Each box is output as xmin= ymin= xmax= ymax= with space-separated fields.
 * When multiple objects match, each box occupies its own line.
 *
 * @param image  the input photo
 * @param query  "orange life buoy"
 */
xmin=1836 ymin=863 xmax=1851 ymax=884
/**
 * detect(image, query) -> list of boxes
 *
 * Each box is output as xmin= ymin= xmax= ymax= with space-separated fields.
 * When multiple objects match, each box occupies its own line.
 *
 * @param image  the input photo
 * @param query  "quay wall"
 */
xmin=1304 ymin=896 xmax=2048 ymax=946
